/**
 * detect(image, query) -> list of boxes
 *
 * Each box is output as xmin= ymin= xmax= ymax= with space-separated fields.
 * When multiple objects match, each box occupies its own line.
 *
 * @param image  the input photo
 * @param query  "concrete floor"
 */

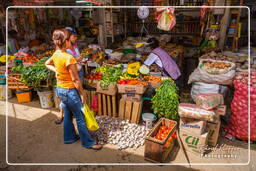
xmin=0 ymin=98 xmax=255 ymax=171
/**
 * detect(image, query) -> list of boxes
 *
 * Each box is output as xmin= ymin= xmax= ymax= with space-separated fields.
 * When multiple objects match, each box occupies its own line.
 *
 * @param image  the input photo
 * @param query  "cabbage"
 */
xmin=139 ymin=65 xmax=150 ymax=75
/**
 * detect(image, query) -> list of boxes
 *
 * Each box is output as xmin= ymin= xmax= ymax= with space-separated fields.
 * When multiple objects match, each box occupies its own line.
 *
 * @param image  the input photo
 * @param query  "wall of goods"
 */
xmin=0 ymin=0 xmax=255 ymax=163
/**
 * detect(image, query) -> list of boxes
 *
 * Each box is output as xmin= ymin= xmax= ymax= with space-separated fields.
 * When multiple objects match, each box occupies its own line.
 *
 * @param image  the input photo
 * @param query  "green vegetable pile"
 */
xmin=151 ymin=79 xmax=179 ymax=120
xmin=100 ymin=64 xmax=122 ymax=86
xmin=11 ymin=57 xmax=52 ymax=87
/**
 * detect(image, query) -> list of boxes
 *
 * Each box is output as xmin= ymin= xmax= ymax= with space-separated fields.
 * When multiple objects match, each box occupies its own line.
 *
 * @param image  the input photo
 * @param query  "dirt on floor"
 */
xmin=0 ymin=98 xmax=255 ymax=171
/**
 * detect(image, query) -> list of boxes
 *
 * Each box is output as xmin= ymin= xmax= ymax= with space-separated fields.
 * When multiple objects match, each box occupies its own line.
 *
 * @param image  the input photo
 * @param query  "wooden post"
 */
xmin=112 ymin=95 xmax=117 ymax=117
xmin=107 ymin=95 xmax=112 ymax=116
xmin=97 ymin=93 xmax=102 ymax=116
xmin=218 ymin=0 xmax=231 ymax=50
xmin=102 ymin=94 xmax=107 ymax=116
xmin=125 ymin=101 xmax=133 ymax=121
xmin=119 ymin=98 xmax=125 ymax=119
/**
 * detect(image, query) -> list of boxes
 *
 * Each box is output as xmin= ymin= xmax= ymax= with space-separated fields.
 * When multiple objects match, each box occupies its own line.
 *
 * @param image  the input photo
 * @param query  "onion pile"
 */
xmin=94 ymin=116 xmax=147 ymax=149
xmin=225 ymin=72 xmax=256 ymax=141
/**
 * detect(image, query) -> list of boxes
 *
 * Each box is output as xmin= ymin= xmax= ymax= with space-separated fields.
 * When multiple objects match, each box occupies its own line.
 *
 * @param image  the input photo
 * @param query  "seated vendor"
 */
xmin=144 ymin=37 xmax=181 ymax=88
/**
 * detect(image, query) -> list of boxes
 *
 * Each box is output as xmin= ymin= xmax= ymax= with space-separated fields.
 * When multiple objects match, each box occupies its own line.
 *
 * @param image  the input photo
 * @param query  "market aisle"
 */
xmin=0 ymin=99 xmax=255 ymax=171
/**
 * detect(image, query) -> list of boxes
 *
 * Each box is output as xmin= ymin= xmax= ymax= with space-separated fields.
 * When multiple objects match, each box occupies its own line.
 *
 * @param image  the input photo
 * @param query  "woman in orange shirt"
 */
xmin=45 ymin=29 xmax=102 ymax=150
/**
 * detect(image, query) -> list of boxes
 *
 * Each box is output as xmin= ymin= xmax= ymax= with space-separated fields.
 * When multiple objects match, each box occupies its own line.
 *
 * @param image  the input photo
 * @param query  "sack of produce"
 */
xmin=199 ymin=59 xmax=235 ymax=75
xmin=195 ymin=93 xmax=224 ymax=110
xmin=178 ymin=103 xmax=218 ymax=122
xmin=188 ymin=68 xmax=235 ymax=85
xmin=224 ymin=72 xmax=256 ymax=141
xmin=191 ymin=82 xmax=229 ymax=102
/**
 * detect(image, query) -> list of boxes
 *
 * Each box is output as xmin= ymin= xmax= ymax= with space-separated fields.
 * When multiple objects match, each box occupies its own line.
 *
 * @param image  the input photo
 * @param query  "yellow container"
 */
xmin=16 ymin=90 xmax=32 ymax=103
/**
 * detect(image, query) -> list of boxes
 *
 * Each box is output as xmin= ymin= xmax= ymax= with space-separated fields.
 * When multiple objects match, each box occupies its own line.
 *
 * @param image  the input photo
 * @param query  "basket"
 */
xmin=16 ymin=89 xmax=32 ymax=103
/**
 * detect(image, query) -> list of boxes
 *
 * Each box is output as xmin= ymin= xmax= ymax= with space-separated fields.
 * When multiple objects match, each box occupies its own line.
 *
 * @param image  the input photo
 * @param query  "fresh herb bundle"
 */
xmin=151 ymin=79 xmax=179 ymax=120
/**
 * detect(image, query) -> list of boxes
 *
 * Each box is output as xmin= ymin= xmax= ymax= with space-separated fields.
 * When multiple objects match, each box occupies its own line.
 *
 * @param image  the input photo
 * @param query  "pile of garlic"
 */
xmin=94 ymin=116 xmax=147 ymax=149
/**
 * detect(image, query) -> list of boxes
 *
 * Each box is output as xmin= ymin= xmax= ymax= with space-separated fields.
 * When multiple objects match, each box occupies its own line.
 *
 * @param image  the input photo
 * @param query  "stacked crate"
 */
xmin=117 ymin=84 xmax=147 ymax=123
xmin=96 ymin=82 xmax=118 ymax=117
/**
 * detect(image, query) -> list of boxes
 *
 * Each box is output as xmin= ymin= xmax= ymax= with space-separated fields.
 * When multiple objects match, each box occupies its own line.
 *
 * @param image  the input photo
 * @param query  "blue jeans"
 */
xmin=78 ymin=67 xmax=84 ymax=84
xmin=56 ymin=87 xmax=96 ymax=148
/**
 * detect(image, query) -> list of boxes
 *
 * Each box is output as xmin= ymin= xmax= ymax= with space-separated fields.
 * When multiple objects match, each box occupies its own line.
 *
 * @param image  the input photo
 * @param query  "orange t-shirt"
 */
xmin=52 ymin=50 xmax=77 ymax=89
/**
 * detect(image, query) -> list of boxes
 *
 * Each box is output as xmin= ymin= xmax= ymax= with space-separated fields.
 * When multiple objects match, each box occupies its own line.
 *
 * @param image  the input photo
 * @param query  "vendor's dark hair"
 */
xmin=147 ymin=37 xmax=159 ymax=49
xmin=52 ymin=29 xmax=70 ymax=51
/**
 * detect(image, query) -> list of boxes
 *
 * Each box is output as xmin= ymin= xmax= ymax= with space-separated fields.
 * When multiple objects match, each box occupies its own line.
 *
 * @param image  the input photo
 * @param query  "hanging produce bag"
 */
xmin=157 ymin=8 xmax=176 ymax=31
xmin=82 ymin=104 xmax=99 ymax=131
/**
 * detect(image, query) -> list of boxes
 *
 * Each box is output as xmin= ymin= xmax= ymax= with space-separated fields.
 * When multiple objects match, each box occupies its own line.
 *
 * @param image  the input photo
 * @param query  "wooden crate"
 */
xmin=8 ymin=74 xmax=31 ymax=89
xmin=117 ymin=84 xmax=147 ymax=94
xmin=118 ymin=98 xmax=142 ymax=123
xmin=97 ymin=93 xmax=118 ymax=117
xmin=144 ymin=118 xmax=178 ymax=163
xmin=96 ymin=82 xmax=117 ymax=96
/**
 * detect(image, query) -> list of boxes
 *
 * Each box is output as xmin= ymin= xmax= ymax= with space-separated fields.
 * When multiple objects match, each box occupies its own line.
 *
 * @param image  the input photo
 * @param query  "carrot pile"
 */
xmin=118 ymin=79 xmax=147 ymax=86
xmin=143 ymin=76 xmax=162 ymax=83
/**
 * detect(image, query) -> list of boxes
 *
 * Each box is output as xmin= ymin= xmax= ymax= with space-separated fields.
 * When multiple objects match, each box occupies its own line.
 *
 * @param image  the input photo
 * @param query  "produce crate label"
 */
xmin=179 ymin=118 xmax=206 ymax=135
xmin=180 ymin=129 xmax=209 ymax=155
xmin=214 ymin=105 xmax=227 ymax=116
xmin=117 ymin=84 xmax=147 ymax=95
xmin=206 ymin=120 xmax=221 ymax=147
xmin=122 ymin=93 xmax=142 ymax=101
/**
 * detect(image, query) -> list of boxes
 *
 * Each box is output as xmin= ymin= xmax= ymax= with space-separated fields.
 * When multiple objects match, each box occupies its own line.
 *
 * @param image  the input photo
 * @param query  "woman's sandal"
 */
xmin=54 ymin=117 xmax=64 ymax=125
xmin=88 ymin=144 xmax=103 ymax=151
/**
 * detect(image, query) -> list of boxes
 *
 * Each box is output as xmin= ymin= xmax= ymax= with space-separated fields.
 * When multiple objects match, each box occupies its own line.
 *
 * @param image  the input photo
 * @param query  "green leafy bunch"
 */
xmin=151 ymin=79 xmax=179 ymax=120
xmin=100 ymin=65 xmax=122 ymax=86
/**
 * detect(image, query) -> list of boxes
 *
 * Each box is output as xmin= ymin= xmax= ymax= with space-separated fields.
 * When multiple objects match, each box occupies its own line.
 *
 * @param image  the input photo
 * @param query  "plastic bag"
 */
xmin=191 ymin=82 xmax=229 ymax=102
xmin=195 ymin=93 xmax=224 ymax=110
xmin=82 ymin=104 xmax=99 ymax=131
xmin=188 ymin=68 xmax=235 ymax=85
xmin=157 ymin=8 xmax=176 ymax=31
xmin=178 ymin=103 xmax=218 ymax=122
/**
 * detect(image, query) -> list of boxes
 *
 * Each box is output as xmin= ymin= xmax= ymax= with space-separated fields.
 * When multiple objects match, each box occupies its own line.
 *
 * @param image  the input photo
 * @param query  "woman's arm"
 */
xmin=45 ymin=57 xmax=56 ymax=73
xmin=144 ymin=53 xmax=159 ymax=67
xmin=68 ymin=64 xmax=86 ymax=104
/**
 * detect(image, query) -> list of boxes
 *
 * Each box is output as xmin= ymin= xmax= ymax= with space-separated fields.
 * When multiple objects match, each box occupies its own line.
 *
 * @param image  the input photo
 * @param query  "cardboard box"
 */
xmin=206 ymin=120 xmax=221 ymax=147
xmin=117 ymin=84 xmax=147 ymax=94
xmin=179 ymin=129 xmax=209 ymax=156
xmin=179 ymin=118 xmax=206 ymax=135
xmin=122 ymin=93 xmax=142 ymax=101
xmin=96 ymin=82 xmax=117 ymax=96
xmin=214 ymin=105 xmax=227 ymax=116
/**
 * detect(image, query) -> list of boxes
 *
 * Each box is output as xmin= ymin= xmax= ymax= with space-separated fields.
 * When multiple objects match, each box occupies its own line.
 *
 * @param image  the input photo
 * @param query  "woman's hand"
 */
xmin=76 ymin=56 xmax=83 ymax=62
xmin=80 ymin=91 xmax=87 ymax=104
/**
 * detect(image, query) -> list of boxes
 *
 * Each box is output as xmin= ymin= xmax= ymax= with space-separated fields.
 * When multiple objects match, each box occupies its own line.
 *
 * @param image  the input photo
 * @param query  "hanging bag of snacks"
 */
xmin=157 ymin=8 xmax=176 ymax=31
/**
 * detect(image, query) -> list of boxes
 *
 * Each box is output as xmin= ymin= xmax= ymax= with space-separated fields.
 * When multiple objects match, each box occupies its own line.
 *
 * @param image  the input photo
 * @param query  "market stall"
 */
xmin=1 ymin=1 xmax=255 ymax=164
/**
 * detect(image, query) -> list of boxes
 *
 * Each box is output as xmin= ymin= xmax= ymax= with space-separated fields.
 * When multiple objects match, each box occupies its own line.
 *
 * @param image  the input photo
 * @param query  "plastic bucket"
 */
xmin=37 ymin=90 xmax=54 ymax=108
xmin=0 ymin=75 xmax=6 ymax=85
xmin=16 ymin=89 xmax=32 ymax=103
xmin=142 ymin=113 xmax=156 ymax=130
xmin=0 ymin=85 xmax=12 ymax=100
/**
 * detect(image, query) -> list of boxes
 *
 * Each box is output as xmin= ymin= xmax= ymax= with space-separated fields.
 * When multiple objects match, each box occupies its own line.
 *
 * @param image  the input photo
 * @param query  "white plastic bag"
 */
xmin=188 ymin=68 xmax=235 ymax=85
xmin=191 ymin=82 xmax=229 ymax=102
